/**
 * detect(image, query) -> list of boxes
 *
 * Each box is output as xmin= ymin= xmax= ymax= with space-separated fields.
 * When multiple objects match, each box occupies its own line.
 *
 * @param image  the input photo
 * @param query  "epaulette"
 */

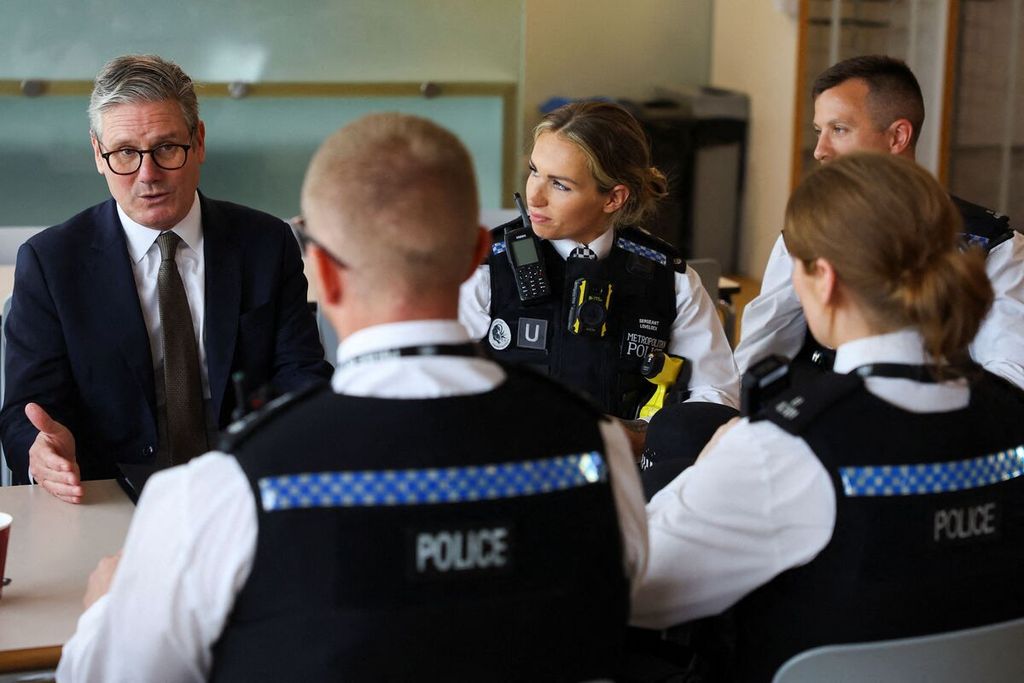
xmin=218 ymin=381 xmax=327 ymax=452
xmin=489 ymin=217 xmax=524 ymax=257
xmin=950 ymin=195 xmax=1015 ymax=254
xmin=750 ymin=370 xmax=863 ymax=435
xmin=617 ymin=226 xmax=686 ymax=273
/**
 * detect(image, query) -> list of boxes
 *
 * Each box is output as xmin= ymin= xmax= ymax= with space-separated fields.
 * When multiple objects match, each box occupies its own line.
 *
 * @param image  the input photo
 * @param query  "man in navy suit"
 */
xmin=0 ymin=54 xmax=331 ymax=501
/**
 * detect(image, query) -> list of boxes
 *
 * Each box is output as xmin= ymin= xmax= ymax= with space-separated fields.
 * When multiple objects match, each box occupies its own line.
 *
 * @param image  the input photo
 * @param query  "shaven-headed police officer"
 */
xmin=58 ymin=113 xmax=648 ymax=682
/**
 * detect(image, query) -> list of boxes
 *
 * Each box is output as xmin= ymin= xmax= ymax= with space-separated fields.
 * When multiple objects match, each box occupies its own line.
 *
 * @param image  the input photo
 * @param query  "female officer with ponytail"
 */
xmin=630 ymin=152 xmax=1024 ymax=682
xmin=459 ymin=101 xmax=739 ymax=453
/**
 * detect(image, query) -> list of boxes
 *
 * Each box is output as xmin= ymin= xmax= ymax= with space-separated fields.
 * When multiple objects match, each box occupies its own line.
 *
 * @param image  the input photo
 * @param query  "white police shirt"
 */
xmin=735 ymin=232 xmax=1024 ymax=390
xmin=58 ymin=319 xmax=648 ymax=683
xmin=459 ymin=227 xmax=741 ymax=410
xmin=631 ymin=328 xmax=969 ymax=629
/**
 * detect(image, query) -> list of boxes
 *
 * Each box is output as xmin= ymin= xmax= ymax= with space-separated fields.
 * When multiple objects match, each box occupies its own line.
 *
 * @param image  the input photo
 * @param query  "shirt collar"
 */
xmin=118 ymin=192 xmax=203 ymax=264
xmin=833 ymin=328 xmax=932 ymax=374
xmin=550 ymin=226 xmax=616 ymax=260
xmin=335 ymin=319 xmax=473 ymax=368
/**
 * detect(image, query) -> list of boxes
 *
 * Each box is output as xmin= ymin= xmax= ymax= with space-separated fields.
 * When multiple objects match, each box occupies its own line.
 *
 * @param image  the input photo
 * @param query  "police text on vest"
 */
xmin=416 ymin=527 xmax=509 ymax=574
xmin=932 ymin=501 xmax=1000 ymax=544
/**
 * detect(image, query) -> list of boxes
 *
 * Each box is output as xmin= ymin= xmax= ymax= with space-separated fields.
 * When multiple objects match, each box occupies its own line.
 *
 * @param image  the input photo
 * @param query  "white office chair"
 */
xmin=0 ymin=227 xmax=43 ymax=266
xmin=1 ymin=295 xmax=11 ymax=486
xmin=686 ymin=258 xmax=736 ymax=347
xmin=773 ymin=616 xmax=1024 ymax=683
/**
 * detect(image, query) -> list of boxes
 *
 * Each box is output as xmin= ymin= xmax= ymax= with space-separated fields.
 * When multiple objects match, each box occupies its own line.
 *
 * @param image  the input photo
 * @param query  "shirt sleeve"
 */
xmin=458 ymin=265 xmax=492 ymax=341
xmin=629 ymin=419 xmax=835 ymax=629
xmin=734 ymin=235 xmax=808 ymax=375
xmin=599 ymin=418 xmax=649 ymax=595
xmin=669 ymin=268 xmax=741 ymax=409
xmin=971 ymin=232 xmax=1024 ymax=390
xmin=57 ymin=453 xmax=257 ymax=683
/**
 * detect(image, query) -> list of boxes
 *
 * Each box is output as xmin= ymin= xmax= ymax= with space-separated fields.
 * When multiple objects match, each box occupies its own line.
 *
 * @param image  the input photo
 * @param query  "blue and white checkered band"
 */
xmin=616 ymin=238 xmax=667 ymax=266
xmin=492 ymin=241 xmax=507 ymax=256
xmin=839 ymin=445 xmax=1024 ymax=497
xmin=258 ymin=451 xmax=608 ymax=511
xmin=960 ymin=233 xmax=991 ymax=250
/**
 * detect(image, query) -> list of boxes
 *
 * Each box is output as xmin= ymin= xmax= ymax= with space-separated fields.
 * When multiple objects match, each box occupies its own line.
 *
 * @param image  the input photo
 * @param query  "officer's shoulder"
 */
xmin=617 ymin=226 xmax=686 ymax=273
xmin=218 ymin=381 xmax=328 ymax=452
xmin=950 ymin=195 xmax=1014 ymax=251
xmin=751 ymin=368 xmax=864 ymax=435
xmin=500 ymin=361 xmax=606 ymax=420
xmin=970 ymin=369 xmax=1024 ymax=411
xmin=488 ymin=217 xmax=526 ymax=259
xmin=489 ymin=217 xmax=525 ymax=241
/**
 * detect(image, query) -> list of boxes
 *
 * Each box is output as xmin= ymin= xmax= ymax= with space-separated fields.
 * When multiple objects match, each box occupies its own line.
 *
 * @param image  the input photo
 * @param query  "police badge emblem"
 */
xmin=488 ymin=318 xmax=512 ymax=350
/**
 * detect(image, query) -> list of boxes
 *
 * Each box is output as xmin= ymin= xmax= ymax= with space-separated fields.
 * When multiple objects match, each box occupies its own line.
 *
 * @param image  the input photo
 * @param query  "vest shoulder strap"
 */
xmin=489 ymin=217 xmax=524 ymax=257
xmin=617 ymin=226 xmax=687 ymax=274
xmin=751 ymin=369 xmax=864 ymax=435
xmin=218 ymin=382 xmax=327 ymax=452
xmin=951 ymin=195 xmax=1015 ymax=253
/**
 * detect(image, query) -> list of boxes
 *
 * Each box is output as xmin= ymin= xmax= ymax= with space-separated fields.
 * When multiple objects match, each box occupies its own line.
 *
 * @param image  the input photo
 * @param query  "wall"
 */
xmin=521 ymin=0 xmax=713 ymax=146
xmin=0 ymin=0 xmax=523 ymax=225
xmin=0 ymin=1 xmax=521 ymax=82
xmin=711 ymin=0 xmax=800 ymax=279
xmin=0 ymin=1 xmax=715 ymax=225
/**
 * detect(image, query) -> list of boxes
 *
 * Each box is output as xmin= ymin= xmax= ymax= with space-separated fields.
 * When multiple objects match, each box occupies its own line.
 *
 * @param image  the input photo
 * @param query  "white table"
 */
xmin=0 ymin=480 xmax=134 ymax=673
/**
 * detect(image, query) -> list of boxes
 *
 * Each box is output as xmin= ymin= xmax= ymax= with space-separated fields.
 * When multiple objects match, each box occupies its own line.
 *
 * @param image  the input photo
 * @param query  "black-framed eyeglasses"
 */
xmin=97 ymin=140 xmax=192 ymax=175
xmin=291 ymin=216 xmax=349 ymax=270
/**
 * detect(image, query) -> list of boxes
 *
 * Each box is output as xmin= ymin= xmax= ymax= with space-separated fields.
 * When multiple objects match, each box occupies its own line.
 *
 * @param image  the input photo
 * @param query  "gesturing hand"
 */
xmin=26 ymin=402 xmax=82 ymax=504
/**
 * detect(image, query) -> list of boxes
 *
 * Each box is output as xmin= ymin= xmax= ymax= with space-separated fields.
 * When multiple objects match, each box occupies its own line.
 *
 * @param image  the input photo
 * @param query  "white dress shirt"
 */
xmin=58 ymin=319 xmax=649 ymax=683
xmin=118 ymin=193 xmax=210 ymax=397
xmin=631 ymin=329 xmax=970 ymax=629
xmin=459 ymin=228 xmax=741 ymax=409
xmin=734 ymin=232 xmax=1024 ymax=390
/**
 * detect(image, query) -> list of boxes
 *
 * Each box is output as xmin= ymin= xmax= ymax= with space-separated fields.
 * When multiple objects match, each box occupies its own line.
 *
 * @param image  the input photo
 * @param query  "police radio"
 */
xmin=740 ymin=355 xmax=790 ymax=417
xmin=506 ymin=192 xmax=551 ymax=303
xmin=568 ymin=278 xmax=612 ymax=337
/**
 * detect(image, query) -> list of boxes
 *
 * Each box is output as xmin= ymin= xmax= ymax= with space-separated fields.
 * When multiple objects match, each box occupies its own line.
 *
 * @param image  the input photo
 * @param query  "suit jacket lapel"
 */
xmin=89 ymin=200 xmax=157 ymax=416
xmin=200 ymin=194 xmax=242 ymax=423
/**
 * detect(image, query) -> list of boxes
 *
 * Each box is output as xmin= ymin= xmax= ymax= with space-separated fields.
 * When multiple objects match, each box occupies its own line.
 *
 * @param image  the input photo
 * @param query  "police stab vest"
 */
xmin=734 ymin=369 xmax=1024 ymax=681
xmin=486 ymin=219 xmax=681 ymax=419
xmin=210 ymin=364 xmax=629 ymax=682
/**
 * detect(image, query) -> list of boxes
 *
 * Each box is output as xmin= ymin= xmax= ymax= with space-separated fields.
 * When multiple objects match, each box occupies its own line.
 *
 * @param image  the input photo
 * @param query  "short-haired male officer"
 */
xmin=735 ymin=55 xmax=1024 ymax=386
xmin=57 ymin=113 xmax=648 ymax=681
xmin=0 ymin=54 xmax=331 ymax=501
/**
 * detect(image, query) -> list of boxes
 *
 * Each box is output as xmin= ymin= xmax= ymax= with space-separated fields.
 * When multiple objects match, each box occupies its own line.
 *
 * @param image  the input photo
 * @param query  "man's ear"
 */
xmin=90 ymin=132 xmax=106 ymax=175
xmin=602 ymin=184 xmax=630 ymax=214
xmin=888 ymin=118 xmax=914 ymax=156
xmin=311 ymin=246 xmax=344 ymax=306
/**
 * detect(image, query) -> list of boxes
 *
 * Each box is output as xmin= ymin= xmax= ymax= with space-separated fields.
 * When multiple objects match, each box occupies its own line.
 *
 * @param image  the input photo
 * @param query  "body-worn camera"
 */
xmin=568 ymin=277 xmax=612 ymax=337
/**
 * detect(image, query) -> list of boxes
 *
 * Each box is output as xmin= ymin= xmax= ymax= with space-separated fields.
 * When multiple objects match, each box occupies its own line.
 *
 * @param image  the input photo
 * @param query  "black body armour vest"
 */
xmin=734 ymin=369 xmax=1024 ymax=681
xmin=797 ymin=195 xmax=1016 ymax=369
xmin=486 ymin=219 xmax=682 ymax=419
xmin=210 ymin=365 xmax=629 ymax=682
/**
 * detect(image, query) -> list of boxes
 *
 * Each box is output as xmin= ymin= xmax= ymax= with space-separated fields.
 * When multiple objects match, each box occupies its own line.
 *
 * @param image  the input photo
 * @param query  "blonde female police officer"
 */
xmin=459 ymin=102 xmax=739 ymax=451
xmin=631 ymin=152 xmax=1024 ymax=681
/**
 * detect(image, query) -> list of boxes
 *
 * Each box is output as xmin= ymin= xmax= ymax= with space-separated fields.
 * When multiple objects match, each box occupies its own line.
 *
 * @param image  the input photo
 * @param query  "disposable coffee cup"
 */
xmin=0 ymin=512 xmax=11 ymax=599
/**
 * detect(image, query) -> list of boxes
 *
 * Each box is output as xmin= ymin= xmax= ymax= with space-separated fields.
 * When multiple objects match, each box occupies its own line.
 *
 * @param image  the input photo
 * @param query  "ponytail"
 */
xmin=892 ymin=247 xmax=991 ymax=365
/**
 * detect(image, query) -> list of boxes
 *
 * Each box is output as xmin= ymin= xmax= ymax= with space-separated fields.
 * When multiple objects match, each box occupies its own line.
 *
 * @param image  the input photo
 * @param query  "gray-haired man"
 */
xmin=0 ymin=54 xmax=331 ymax=501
